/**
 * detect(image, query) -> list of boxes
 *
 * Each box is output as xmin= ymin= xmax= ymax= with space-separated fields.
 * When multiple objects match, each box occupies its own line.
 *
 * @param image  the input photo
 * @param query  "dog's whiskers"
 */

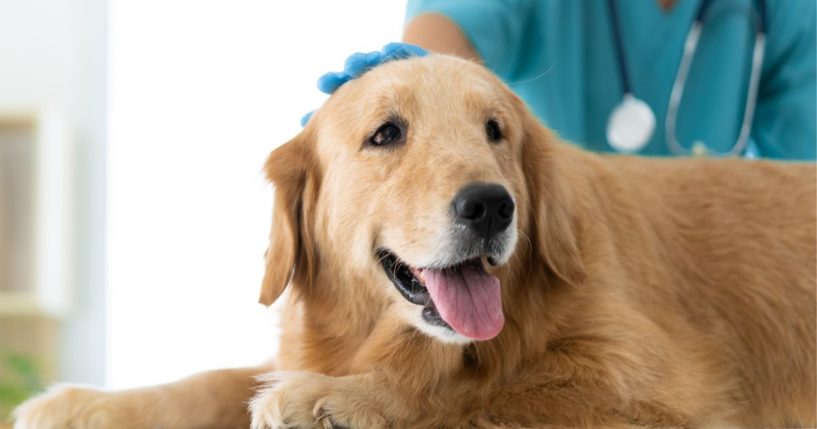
xmin=508 ymin=62 xmax=557 ymax=87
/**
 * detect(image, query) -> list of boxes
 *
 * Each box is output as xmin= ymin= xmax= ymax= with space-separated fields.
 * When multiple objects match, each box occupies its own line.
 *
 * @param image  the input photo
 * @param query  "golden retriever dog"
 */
xmin=14 ymin=54 xmax=816 ymax=428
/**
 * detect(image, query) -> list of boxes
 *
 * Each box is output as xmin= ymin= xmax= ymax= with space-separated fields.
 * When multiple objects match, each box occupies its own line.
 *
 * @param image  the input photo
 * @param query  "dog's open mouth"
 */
xmin=377 ymin=249 xmax=504 ymax=341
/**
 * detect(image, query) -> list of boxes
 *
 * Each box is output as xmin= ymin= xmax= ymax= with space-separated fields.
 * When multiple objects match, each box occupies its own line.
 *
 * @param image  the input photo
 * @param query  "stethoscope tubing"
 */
xmin=665 ymin=11 xmax=766 ymax=156
xmin=608 ymin=0 xmax=768 ymax=157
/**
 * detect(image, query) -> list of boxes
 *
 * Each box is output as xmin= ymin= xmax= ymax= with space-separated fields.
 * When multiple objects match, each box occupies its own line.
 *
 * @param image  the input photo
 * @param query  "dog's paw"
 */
xmin=13 ymin=385 xmax=121 ymax=429
xmin=249 ymin=372 xmax=387 ymax=429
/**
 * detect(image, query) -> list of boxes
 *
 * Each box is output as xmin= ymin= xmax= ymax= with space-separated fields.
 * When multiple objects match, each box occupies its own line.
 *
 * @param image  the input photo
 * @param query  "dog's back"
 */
xmin=576 ymin=149 xmax=816 ymax=425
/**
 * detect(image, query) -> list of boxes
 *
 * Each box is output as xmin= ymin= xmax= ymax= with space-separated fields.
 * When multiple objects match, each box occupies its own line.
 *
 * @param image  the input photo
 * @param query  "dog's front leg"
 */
xmin=249 ymin=371 xmax=408 ymax=429
xmin=14 ymin=366 xmax=269 ymax=429
xmin=249 ymin=369 xmax=690 ymax=429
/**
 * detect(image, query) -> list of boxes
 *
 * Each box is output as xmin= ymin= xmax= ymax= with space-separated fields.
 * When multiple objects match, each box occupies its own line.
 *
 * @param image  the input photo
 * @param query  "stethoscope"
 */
xmin=605 ymin=0 xmax=767 ymax=156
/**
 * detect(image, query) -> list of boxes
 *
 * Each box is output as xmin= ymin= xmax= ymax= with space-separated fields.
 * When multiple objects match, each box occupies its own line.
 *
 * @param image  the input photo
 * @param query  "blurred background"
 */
xmin=0 ymin=0 xmax=406 ymax=421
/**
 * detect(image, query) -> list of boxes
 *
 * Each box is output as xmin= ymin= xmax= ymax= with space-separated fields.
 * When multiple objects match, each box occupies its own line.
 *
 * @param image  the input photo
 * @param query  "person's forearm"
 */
xmin=403 ymin=13 xmax=480 ymax=61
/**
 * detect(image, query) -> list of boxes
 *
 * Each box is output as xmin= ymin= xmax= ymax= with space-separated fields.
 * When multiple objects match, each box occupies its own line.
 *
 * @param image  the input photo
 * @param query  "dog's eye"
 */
xmin=485 ymin=120 xmax=503 ymax=142
xmin=369 ymin=122 xmax=403 ymax=147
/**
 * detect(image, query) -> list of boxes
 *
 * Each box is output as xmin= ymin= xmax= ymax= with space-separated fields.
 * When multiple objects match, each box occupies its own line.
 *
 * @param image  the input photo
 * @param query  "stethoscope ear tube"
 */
xmin=665 ymin=22 xmax=703 ymax=156
xmin=734 ymin=34 xmax=765 ymax=156
xmin=665 ymin=24 xmax=766 ymax=157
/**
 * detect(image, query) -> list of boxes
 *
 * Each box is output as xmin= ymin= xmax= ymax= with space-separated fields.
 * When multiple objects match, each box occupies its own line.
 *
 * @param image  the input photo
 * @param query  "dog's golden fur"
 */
xmin=14 ymin=55 xmax=816 ymax=429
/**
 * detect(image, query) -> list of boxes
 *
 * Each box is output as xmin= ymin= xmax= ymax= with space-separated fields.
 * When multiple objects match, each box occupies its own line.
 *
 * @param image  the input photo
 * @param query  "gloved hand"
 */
xmin=301 ymin=42 xmax=428 ymax=126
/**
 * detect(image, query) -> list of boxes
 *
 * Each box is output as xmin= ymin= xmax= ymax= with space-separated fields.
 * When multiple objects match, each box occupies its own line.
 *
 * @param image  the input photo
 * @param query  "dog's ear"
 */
xmin=259 ymin=131 xmax=319 ymax=306
xmin=520 ymin=111 xmax=586 ymax=287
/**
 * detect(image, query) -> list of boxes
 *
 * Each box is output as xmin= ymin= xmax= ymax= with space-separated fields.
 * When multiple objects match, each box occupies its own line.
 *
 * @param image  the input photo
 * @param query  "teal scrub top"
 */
xmin=406 ymin=0 xmax=816 ymax=160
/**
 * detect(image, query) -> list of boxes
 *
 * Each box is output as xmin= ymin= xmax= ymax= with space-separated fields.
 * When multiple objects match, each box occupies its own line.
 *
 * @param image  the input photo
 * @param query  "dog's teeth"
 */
xmin=410 ymin=267 xmax=426 ymax=284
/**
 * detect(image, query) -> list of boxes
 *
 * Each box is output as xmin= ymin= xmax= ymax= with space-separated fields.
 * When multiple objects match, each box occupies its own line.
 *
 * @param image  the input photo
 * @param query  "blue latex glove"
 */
xmin=301 ymin=43 xmax=428 ymax=126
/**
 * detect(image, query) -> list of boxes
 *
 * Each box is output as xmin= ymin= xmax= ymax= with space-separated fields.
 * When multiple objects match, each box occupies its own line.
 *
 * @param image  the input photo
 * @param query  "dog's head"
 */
xmin=260 ymin=55 xmax=584 ymax=344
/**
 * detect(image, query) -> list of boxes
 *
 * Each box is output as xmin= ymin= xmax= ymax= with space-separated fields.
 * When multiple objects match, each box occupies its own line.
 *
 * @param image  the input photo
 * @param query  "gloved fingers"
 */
xmin=317 ymin=43 xmax=428 ymax=95
xmin=300 ymin=110 xmax=315 ymax=127
xmin=381 ymin=42 xmax=427 ymax=61
xmin=304 ymin=42 xmax=428 ymax=126
xmin=317 ymin=71 xmax=351 ymax=94
xmin=344 ymin=50 xmax=384 ymax=78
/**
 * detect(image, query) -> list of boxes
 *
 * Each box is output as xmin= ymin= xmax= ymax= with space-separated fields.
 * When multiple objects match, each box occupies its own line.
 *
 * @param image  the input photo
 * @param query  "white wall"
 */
xmin=107 ymin=1 xmax=407 ymax=388
xmin=0 ymin=0 xmax=108 ymax=384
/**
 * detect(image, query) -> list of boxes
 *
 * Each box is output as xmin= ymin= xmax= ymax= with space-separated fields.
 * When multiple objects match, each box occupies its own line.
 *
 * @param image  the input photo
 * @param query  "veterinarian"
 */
xmin=404 ymin=0 xmax=816 ymax=160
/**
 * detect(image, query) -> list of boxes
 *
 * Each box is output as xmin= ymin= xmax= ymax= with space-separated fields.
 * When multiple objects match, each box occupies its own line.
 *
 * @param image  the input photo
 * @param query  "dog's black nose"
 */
xmin=452 ymin=182 xmax=515 ymax=238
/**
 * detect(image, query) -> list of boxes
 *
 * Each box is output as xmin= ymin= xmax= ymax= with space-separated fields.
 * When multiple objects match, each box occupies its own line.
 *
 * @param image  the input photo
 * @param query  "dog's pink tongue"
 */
xmin=423 ymin=265 xmax=504 ymax=340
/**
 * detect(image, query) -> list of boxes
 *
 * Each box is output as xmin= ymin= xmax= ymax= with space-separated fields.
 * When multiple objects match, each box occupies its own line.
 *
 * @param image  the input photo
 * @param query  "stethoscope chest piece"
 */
xmin=606 ymin=93 xmax=656 ymax=153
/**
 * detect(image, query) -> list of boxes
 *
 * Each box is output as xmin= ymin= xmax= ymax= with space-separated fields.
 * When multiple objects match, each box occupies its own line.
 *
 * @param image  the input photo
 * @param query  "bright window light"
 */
xmin=107 ymin=0 xmax=406 ymax=388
